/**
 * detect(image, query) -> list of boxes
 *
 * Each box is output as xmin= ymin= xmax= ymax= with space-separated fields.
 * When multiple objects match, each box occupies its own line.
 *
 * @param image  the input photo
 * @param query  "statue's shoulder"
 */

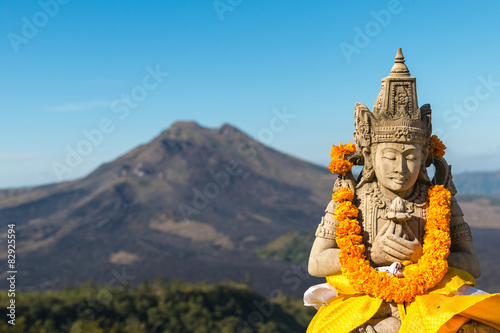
xmin=325 ymin=198 xmax=338 ymax=215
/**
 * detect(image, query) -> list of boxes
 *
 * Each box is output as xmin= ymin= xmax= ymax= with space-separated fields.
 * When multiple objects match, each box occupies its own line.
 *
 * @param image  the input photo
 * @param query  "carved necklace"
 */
xmin=363 ymin=181 xmax=427 ymax=256
xmin=327 ymin=140 xmax=451 ymax=304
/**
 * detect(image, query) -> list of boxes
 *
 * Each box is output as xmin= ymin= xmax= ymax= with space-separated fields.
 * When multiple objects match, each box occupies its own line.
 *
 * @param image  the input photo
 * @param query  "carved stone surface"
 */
xmin=307 ymin=49 xmax=495 ymax=332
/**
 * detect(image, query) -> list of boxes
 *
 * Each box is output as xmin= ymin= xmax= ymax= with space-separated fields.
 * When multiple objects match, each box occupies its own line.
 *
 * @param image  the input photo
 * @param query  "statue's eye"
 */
xmin=383 ymin=153 xmax=396 ymax=160
xmin=406 ymin=154 xmax=417 ymax=161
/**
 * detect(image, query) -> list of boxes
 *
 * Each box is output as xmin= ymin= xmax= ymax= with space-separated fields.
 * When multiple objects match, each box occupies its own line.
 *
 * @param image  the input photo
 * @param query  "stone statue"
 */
xmin=305 ymin=49 xmax=500 ymax=333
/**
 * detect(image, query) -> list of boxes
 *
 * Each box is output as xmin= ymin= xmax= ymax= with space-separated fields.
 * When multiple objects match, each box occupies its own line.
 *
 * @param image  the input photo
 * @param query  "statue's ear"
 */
xmin=359 ymin=145 xmax=375 ymax=167
xmin=348 ymin=151 xmax=365 ymax=166
xmin=354 ymin=149 xmax=375 ymax=187
xmin=427 ymin=156 xmax=457 ymax=195
xmin=419 ymin=104 xmax=431 ymax=121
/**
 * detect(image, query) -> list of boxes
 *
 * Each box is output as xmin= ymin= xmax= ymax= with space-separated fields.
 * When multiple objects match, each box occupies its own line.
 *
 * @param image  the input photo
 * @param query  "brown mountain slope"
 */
xmin=1 ymin=121 xmax=499 ymax=296
xmin=0 ymin=122 xmax=331 ymax=297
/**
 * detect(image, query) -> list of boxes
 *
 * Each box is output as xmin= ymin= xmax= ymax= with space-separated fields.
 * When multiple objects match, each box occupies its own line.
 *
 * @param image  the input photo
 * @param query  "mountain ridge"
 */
xmin=453 ymin=170 xmax=500 ymax=197
xmin=1 ymin=121 xmax=500 ymax=295
xmin=0 ymin=121 xmax=330 ymax=297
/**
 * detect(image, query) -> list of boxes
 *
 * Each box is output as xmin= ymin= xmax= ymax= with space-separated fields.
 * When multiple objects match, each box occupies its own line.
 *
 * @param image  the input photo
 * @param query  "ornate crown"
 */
xmin=354 ymin=48 xmax=432 ymax=150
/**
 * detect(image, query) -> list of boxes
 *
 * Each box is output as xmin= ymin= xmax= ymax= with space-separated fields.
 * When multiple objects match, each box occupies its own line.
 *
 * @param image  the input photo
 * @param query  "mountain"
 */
xmin=1 ymin=121 xmax=500 ymax=297
xmin=0 ymin=122 xmax=330 ymax=297
xmin=453 ymin=170 xmax=500 ymax=197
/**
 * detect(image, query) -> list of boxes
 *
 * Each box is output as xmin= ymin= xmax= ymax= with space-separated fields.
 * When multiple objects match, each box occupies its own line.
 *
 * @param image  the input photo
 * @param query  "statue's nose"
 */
xmin=394 ymin=157 xmax=407 ymax=174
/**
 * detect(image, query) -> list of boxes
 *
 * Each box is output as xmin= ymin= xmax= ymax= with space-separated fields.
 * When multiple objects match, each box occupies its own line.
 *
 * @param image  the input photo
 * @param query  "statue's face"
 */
xmin=373 ymin=142 xmax=423 ymax=196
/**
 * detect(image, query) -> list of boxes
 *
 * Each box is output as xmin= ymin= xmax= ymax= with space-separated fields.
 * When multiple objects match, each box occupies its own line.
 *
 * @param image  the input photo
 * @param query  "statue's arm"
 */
xmin=308 ymin=200 xmax=343 ymax=277
xmin=447 ymin=197 xmax=481 ymax=278
xmin=309 ymin=238 xmax=342 ymax=277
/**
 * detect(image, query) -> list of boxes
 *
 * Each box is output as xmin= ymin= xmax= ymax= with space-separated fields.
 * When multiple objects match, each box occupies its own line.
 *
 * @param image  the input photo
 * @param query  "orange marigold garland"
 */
xmin=328 ymin=142 xmax=356 ymax=176
xmin=330 ymin=185 xmax=451 ymax=303
xmin=429 ymin=134 xmax=446 ymax=158
xmin=327 ymin=141 xmax=452 ymax=304
xmin=331 ymin=187 xmax=355 ymax=202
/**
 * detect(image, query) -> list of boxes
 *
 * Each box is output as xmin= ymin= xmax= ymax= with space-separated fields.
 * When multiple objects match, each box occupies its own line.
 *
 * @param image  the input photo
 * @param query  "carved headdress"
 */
xmin=354 ymin=48 xmax=432 ymax=151
xmin=350 ymin=49 xmax=435 ymax=188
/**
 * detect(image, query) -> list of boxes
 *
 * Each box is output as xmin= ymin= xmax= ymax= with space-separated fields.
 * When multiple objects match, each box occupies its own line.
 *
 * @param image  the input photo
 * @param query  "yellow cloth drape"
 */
xmin=307 ymin=268 xmax=500 ymax=333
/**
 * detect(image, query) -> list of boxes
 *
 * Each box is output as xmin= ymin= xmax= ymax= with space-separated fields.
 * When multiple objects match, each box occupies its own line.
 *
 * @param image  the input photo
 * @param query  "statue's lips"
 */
xmin=389 ymin=177 xmax=408 ymax=185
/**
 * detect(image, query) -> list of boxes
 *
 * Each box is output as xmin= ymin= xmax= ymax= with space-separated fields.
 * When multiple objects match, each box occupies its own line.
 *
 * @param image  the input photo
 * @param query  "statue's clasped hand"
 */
xmin=371 ymin=221 xmax=423 ymax=266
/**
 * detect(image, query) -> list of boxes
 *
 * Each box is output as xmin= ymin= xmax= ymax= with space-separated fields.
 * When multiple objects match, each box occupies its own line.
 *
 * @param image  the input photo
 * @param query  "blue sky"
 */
xmin=1 ymin=0 xmax=500 ymax=188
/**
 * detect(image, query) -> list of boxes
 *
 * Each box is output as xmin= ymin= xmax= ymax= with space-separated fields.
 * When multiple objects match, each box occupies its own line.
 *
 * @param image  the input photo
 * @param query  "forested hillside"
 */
xmin=0 ymin=278 xmax=314 ymax=332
